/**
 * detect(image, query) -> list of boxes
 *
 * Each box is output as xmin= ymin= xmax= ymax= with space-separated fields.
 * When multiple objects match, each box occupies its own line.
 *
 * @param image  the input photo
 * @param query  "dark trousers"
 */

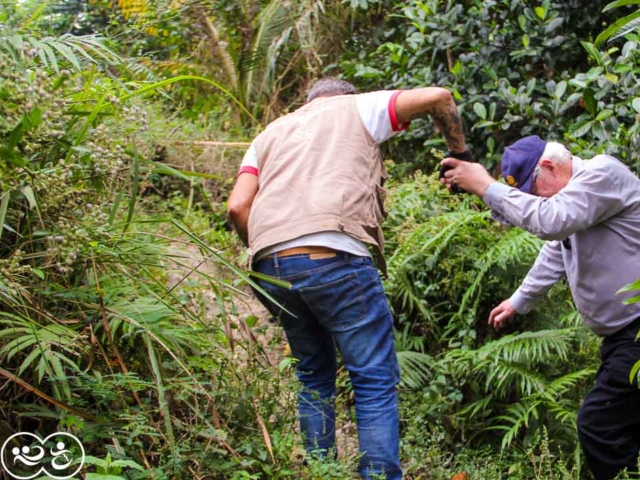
xmin=578 ymin=319 xmax=640 ymax=480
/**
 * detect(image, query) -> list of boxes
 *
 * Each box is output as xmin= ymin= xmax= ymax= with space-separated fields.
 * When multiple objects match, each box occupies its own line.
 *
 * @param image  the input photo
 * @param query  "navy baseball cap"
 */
xmin=501 ymin=135 xmax=547 ymax=193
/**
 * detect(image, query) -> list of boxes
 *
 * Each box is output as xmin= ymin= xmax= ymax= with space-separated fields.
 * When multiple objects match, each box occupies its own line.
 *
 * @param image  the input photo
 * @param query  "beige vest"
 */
xmin=249 ymin=95 xmax=388 ymax=272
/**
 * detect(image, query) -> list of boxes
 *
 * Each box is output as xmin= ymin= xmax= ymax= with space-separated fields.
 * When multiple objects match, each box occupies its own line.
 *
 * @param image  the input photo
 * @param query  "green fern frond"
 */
xmin=491 ymin=399 xmax=542 ymax=449
xmin=547 ymin=368 xmax=596 ymax=394
xmin=397 ymin=350 xmax=434 ymax=389
xmin=483 ymin=360 xmax=547 ymax=396
xmin=0 ymin=33 xmax=121 ymax=72
xmin=243 ymin=0 xmax=290 ymax=101
xmin=474 ymin=329 xmax=575 ymax=364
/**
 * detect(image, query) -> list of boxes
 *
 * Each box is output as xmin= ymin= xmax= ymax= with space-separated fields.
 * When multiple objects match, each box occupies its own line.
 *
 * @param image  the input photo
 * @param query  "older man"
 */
xmin=441 ymin=135 xmax=640 ymax=480
xmin=228 ymin=77 xmax=467 ymax=479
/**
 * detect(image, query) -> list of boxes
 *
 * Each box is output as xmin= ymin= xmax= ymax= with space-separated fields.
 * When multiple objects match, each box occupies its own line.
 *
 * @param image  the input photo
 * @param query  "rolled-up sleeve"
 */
xmin=509 ymin=241 xmax=566 ymax=313
xmin=482 ymin=164 xmax=626 ymax=241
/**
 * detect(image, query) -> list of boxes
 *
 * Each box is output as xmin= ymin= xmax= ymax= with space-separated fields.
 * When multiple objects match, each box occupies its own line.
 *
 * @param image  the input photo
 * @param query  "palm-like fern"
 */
xmin=447 ymin=329 xmax=577 ymax=397
xmin=386 ymin=193 xmax=542 ymax=344
xmin=448 ymin=329 xmax=596 ymax=449
xmin=0 ymin=33 xmax=121 ymax=72
xmin=0 ymin=313 xmax=84 ymax=401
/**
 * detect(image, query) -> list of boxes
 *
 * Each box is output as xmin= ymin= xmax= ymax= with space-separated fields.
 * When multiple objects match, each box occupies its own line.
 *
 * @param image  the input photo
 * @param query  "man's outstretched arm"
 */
xmin=394 ymin=88 xmax=467 ymax=154
xmin=489 ymin=240 xmax=566 ymax=330
xmin=227 ymin=173 xmax=258 ymax=247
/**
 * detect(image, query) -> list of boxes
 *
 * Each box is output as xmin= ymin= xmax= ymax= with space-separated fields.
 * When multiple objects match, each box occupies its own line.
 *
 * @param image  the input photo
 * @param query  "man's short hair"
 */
xmin=542 ymin=141 xmax=572 ymax=164
xmin=306 ymin=77 xmax=356 ymax=103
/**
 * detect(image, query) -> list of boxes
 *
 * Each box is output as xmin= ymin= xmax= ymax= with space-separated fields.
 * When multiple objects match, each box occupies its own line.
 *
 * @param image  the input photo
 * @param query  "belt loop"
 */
xmin=273 ymin=251 xmax=279 ymax=270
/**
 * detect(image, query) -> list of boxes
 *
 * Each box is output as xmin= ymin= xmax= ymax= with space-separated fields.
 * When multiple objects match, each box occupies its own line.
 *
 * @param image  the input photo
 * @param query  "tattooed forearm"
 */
xmin=425 ymin=103 xmax=467 ymax=153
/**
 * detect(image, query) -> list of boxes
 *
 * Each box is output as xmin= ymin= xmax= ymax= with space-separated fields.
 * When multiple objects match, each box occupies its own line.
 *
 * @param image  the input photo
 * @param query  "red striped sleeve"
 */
xmin=238 ymin=166 xmax=258 ymax=177
xmin=388 ymin=90 xmax=410 ymax=132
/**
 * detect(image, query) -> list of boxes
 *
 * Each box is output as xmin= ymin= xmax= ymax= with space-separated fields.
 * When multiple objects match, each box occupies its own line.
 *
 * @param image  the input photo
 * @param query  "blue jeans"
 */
xmin=253 ymin=252 xmax=402 ymax=480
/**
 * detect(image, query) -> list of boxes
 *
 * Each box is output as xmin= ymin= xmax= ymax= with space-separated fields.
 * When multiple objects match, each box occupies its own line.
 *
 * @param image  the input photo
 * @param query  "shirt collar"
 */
xmin=571 ymin=155 xmax=583 ymax=177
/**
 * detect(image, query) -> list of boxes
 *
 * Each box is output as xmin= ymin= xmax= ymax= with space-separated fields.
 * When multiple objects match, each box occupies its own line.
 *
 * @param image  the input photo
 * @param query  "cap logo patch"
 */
xmin=506 ymin=175 xmax=518 ymax=187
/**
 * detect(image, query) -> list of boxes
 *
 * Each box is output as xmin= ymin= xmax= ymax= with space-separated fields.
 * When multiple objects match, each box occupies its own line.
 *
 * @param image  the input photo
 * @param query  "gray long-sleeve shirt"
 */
xmin=483 ymin=154 xmax=640 ymax=336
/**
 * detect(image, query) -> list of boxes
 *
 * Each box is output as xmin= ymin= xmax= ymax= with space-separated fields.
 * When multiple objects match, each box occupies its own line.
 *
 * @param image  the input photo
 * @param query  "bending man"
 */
xmin=441 ymin=136 xmax=640 ymax=480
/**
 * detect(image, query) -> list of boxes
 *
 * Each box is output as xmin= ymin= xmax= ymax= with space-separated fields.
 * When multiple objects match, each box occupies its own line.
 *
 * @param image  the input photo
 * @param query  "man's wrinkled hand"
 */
xmin=488 ymin=299 xmax=517 ymax=331
xmin=440 ymin=158 xmax=497 ymax=197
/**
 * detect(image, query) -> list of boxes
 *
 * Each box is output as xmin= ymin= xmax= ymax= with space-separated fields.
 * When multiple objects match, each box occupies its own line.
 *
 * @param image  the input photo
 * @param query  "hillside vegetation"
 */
xmin=1 ymin=1 xmax=639 ymax=479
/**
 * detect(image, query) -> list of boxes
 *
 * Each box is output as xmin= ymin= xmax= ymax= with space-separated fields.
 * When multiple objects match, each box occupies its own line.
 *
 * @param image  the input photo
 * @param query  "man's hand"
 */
xmin=440 ymin=158 xmax=497 ymax=197
xmin=488 ymin=299 xmax=517 ymax=331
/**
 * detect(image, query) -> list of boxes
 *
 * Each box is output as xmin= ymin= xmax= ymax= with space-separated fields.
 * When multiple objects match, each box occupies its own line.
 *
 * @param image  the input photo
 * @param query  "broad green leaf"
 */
xmin=630 ymin=360 xmax=640 ymax=384
xmin=612 ymin=16 xmax=640 ymax=42
xmin=569 ymin=120 xmax=593 ymax=138
xmin=614 ymin=63 xmax=633 ymax=73
xmin=245 ymin=315 xmax=259 ymax=328
xmin=21 ymin=186 xmax=37 ymax=210
xmin=522 ymin=34 xmax=530 ymax=48
xmin=8 ymin=121 xmax=25 ymax=148
xmin=487 ymin=136 xmax=495 ymax=153
xmin=450 ymin=59 xmax=462 ymax=75
xmin=555 ymin=80 xmax=567 ymax=99
xmin=618 ymin=277 xmax=640 ymax=293
xmin=581 ymin=41 xmax=601 ymax=62
xmin=632 ymin=98 xmax=640 ymax=113
xmin=473 ymin=102 xmax=487 ymax=119
xmin=82 ymin=456 xmax=108 ymax=468
xmin=472 ymin=120 xmax=496 ymax=130
xmin=603 ymin=0 xmax=640 ymax=12
xmin=518 ymin=14 xmax=527 ymax=30
xmin=482 ymin=65 xmax=498 ymax=82
xmin=110 ymin=459 xmax=145 ymax=471
xmin=535 ymin=6 xmax=547 ymax=20
xmin=354 ymin=65 xmax=383 ymax=78
xmin=624 ymin=295 xmax=640 ymax=305
xmin=595 ymin=10 xmax=640 ymax=46
xmin=583 ymin=88 xmax=597 ymax=116
xmin=605 ymin=72 xmax=619 ymax=84
xmin=569 ymin=78 xmax=587 ymax=88
xmin=596 ymin=109 xmax=613 ymax=121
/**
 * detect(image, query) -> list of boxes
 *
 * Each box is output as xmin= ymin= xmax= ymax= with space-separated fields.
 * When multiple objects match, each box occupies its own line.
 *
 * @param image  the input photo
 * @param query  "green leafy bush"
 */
xmin=342 ymin=0 xmax=640 ymax=172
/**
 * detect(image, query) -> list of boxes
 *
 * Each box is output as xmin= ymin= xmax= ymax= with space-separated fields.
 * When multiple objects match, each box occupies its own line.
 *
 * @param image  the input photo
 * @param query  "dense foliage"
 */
xmin=1 ymin=0 xmax=639 ymax=479
xmin=342 ymin=0 xmax=640 ymax=172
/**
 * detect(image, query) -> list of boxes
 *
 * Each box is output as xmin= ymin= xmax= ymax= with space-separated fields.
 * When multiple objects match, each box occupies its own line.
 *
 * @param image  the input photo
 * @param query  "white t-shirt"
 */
xmin=239 ymin=90 xmax=409 ymax=259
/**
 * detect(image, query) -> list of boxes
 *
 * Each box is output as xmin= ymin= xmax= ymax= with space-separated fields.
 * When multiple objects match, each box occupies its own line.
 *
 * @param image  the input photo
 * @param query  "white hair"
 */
xmin=533 ymin=141 xmax=571 ymax=177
